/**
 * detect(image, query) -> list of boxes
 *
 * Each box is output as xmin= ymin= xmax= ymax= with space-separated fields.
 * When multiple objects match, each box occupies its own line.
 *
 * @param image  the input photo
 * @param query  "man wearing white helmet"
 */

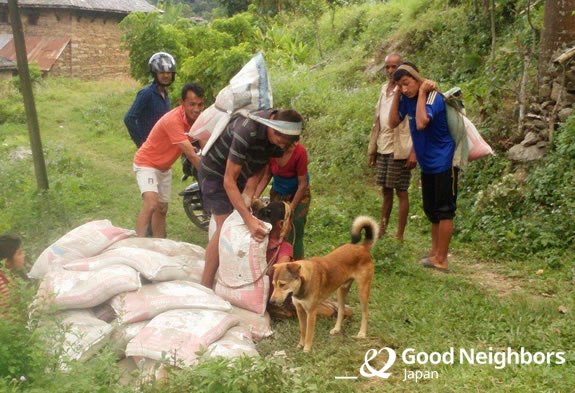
xmin=124 ymin=52 xmax=176 ymax=147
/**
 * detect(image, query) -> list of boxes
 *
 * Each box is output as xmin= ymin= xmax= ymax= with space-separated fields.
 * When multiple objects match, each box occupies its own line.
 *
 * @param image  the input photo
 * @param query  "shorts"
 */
xmin=133 ymin=164 xmax=172 ymax=203
xmin=197 ymin=166 xmax=246 ymax=216
xmin=421 ymin=168 xmax=459 ymax=223
xmin=375 ymin=153 xmax=412 ymax=191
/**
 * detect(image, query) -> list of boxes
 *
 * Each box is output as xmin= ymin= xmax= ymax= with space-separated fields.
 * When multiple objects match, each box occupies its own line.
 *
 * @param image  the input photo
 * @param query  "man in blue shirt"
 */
xmin=389 ymin=63 xmax=456 ymax=273
xmin=124 ymin=52 xmax=176 ymax=148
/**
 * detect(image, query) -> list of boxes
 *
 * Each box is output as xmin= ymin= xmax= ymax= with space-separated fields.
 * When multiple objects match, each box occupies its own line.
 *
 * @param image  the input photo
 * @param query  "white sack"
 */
xmin=55 ymin=310 xmax=113 ymax=363
xmin=108 ymin=237 xmax=205 ymax=259
xmin=189 ymin=53 xmax=273 ymax=155
xmin=230 ymin=306 xmax=273 ymax=341
xmin=206 ymin=326 xmax=258 ymax=359
xmin=110 ymin=321 xmax=149 ymax=357
xmin=37 ymin=265 xmax=141 ymax=310
xmin=62 ymin=247 xmax=200 ymax=282
xmin=126 ymin=309 xmax=239 ymax=367
xmin=29 ymin=220 xmax=134 ymax=279
xmin=215 ymin=211 xmax=271 ymax=315
xmin=110 ymin=281 xmax=232 ymax=324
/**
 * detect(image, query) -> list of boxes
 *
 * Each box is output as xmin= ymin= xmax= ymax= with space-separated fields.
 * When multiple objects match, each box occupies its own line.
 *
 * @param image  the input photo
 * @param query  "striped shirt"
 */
xmin=200 ymin=109 xmax=285 ymax=182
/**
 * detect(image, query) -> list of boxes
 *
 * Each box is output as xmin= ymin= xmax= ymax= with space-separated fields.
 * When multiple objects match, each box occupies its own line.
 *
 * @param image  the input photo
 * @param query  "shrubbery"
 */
xmin=0 ymin=63 xmax=43 ymax=125
xmin=120 ymin=10 xmax=310 ymax=102
xmin=118 ymin=0 xmax=572 ymax=263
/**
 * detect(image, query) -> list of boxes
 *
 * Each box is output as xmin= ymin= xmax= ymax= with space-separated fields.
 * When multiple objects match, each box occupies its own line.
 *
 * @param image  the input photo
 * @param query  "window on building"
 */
xmin=27 ymin=12 xmax=39 ymax=25
xmin=0 ymin=9 xmax=9 ymax=24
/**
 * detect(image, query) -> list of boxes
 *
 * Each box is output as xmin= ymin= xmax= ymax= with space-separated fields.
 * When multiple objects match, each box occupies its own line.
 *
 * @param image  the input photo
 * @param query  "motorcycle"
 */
xmin=179 ymin=157 xmax=211 ymax=231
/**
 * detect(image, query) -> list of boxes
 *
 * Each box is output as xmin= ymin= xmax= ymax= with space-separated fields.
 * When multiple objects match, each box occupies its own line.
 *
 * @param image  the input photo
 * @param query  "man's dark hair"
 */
xmin=274 ymin=109 xmax=303 ymax=143
xmin=0 ymin=235 xmax=21 ymax=260
xmin=181 ymin=83 xmax=204 ymax=101
xmin=393 ymin=62 xmax=420 ymax=82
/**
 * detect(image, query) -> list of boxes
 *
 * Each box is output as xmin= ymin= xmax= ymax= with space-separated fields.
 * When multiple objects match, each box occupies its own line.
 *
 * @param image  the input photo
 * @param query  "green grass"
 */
xmin=1 ymin=78 xmax=573 ymax=392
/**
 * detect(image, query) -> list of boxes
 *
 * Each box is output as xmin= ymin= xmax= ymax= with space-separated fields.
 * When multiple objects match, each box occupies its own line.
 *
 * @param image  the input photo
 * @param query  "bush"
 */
xmin=10 ymin=62 xmax=43 ymax=92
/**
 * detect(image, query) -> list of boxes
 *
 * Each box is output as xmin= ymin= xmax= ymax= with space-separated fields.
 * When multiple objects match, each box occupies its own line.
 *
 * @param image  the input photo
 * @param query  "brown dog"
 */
xmin=269 ymin=216 xmax=378 ymax=352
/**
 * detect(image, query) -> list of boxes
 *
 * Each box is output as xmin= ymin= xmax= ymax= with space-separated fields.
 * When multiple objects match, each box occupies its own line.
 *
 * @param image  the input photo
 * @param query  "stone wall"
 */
xmin=50 ymin=41 xmax=72 ymax=77
xmin=509 ymin=47 xmax=575 ymax=162
xmin=0 ymin=7 xmax=130 ymax=79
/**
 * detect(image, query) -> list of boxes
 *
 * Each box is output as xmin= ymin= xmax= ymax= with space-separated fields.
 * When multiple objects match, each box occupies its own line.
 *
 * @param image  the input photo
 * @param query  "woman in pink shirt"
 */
xmin=256 ymin=142 xmax=310 ymax=259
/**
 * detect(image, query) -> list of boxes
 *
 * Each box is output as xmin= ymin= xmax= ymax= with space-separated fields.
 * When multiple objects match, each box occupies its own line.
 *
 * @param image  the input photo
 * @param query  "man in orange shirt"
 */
xmin=134 ymin=83 xmax=205 ymax=238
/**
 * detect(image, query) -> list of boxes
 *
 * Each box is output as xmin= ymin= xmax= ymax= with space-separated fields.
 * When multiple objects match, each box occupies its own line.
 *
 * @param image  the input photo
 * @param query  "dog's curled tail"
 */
xmin=350 ymin=216 xmax=379 ymax=250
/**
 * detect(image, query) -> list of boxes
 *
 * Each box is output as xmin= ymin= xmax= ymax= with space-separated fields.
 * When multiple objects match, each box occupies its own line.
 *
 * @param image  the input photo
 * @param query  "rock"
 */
xmin=531 ymin=119 xmax=546 ymax=130
xmin=565 ymin=92 xmax=575 ymax=104
xmin=558 ymin=108 xmax=574 ymax=122
xmin=566 ymin=70 xmax=575 ymax=83
xmin=539 ymin=84 xmax=552 ymax=98
xmin=551 ymin=82 xmax=563 ymax=102
xmin=508 ymin=143 xmax=548 ymax=162
xmin=529 ymin=103 xmax=541 ymax=114
xmin=521 ymin=131 xmax=539 ymax=147
xmin=558 ymin=306 xmax=567 ymax=314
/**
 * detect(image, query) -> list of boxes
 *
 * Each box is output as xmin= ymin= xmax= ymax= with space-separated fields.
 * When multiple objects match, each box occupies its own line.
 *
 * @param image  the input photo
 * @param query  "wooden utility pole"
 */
xmin=7 ymin=0 xmax=49 ymax=190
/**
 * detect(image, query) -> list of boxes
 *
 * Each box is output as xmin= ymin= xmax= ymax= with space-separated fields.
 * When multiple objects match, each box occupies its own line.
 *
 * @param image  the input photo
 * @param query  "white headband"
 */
xmin=237 ymin=110 xmax=302 ymax=136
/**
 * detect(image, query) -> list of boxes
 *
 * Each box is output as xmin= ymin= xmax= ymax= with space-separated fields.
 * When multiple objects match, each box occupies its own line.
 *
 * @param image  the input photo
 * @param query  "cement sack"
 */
xmin=110 ymin=281 xmax=232 ymax=324
xmin=230 ymin=306 xmax=273 ymax=341
xmin=62 ymin=247 xmax=198 ymax=282
xmin=206 ymin=326 xmax=258 ymax=359
xmin=215 ymin=211 xmax=271 ymax=315
xmin=37 ymin=265 xmax=141 ymax=310
xmin=108 ymin=237 xmax=205 ymax=259
xmin=189 ymin=53 xmax=273 ymax=154
xmin=110 ymin=321 xmax=149 ymax=357
xmin=55 ymin=310 xmax=113 ymax=363
xmin=29 ymin=220 xmax=134 ymax=279
xmin=126 ymin=309 xmax=239 ymax=367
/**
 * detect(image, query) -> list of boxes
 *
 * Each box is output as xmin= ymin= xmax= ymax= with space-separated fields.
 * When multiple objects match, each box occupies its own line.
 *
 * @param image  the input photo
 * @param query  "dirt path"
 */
xmin=456 ymin=260 xmax=524 ymax=297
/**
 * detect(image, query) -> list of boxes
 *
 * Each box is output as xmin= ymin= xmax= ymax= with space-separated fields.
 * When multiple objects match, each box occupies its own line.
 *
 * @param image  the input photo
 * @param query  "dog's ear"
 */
xmin=286 ymin=262 xmax=301 ymax=276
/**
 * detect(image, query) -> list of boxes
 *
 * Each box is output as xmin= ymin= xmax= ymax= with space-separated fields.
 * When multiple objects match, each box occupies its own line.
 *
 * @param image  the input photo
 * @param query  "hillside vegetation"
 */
xmin=0 ymin=0 xmax=573 ymax=392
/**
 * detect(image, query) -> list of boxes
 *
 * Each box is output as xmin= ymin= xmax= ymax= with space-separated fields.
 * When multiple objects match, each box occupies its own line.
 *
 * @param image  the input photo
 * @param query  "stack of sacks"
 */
xmin=31 ymin=221 xmax=271 ymax=375
xmin=28 ymin=220 xmax=135 ymax=279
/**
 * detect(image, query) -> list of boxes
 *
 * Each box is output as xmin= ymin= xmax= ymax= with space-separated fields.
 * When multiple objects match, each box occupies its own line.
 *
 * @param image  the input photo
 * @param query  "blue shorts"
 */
xmin=197 ymin=166 xmax=245 ymax=216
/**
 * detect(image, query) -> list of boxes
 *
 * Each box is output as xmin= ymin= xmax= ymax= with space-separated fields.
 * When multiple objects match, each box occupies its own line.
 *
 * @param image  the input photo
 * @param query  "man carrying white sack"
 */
xmin=198 ymin=109 xmax=304 ymax=289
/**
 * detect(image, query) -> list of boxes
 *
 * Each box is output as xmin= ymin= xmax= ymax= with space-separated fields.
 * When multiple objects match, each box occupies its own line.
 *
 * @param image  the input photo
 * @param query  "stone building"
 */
xmin=0 ymin=0 xmax=157 ymax=79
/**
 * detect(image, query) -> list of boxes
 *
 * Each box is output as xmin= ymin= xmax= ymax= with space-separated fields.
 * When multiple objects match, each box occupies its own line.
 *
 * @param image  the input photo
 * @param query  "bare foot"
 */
xmin=378 ymin=223 xmax=386 ymax=239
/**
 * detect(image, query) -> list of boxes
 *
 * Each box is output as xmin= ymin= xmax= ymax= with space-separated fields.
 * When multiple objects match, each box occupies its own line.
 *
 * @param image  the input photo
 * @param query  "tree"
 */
xmin=538 ymin=0 xmax=575 ymax=80
xmin=296 ymin=0 xmax=327 ymax=58
xmin=217 ymin=0 xmax=249 ymax=16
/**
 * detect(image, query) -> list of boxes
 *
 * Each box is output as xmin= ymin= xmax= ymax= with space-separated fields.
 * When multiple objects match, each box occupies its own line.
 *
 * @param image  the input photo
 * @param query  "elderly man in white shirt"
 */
xmin=368 ymin=53 xmax=417 ymax=241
